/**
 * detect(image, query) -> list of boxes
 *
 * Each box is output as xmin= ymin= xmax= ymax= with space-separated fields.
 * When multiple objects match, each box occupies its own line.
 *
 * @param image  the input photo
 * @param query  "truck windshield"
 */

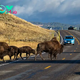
xmin=65 ymin=36 xmax=73 ymax=39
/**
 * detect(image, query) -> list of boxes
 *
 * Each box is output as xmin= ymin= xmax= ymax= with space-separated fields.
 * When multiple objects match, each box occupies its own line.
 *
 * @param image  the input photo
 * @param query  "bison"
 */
xmin=0 ymin=46 xmax=7 ymax=62
xmin=9 ymin=46 xmax=19 ymax=60
xmin=35 ymin=37 xmax=64 ymax=60
xmin=18 ymin=46 xmax=35 ymax=59
xmin=7 ymin=46 xmax=19 ymax=60
xmin=0 ymin=46 xmax=19 ymax=62
xmin=3 ymin=46 xmax=14 ymax=61
xmin=0 ymin=42 xmax=10 ymax=62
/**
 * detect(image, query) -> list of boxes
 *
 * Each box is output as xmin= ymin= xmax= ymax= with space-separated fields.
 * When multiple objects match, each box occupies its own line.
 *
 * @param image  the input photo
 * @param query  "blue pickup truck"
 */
xmin=63 ymin=35 xmax=75 ymax=45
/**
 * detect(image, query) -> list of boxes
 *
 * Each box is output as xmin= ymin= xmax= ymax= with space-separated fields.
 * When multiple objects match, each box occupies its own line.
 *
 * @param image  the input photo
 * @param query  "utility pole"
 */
xmin=61 ymin=26 xmax=63 ymax=30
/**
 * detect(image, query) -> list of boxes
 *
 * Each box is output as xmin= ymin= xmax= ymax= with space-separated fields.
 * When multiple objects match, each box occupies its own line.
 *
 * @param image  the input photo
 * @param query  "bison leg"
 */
xmin=39 ymin=54 xmax=45 ymax=60
xmin=53 ymin=53 xmax=57 ymax=59
xmin=34 ymin=54 xmax=37 ymax=61
xmin=48 ymin=53 xmax=50 ymax=58
xmin=14 ymin=53 xmax=18 ymax=60
xmin=2 ymin=57 xmax=6 ymax=62
xmin=9 ymin=56 xmax=12 ymax=61
xmin=20 ymin=53 xmax=23 ymax=59
xmin=3 ymin=59 xmax=6 ymax=62
xmin=37 ymin=51 xmax=44 ymax=60
xmin=51 ymin=50 xmax=57 ymax=60
xmin=26 ymin=53 xmax=30 ymax=59
xmin=35 ymin=51 xmax=45 ymax=61
xmin=50 ymin=54 xmax=52 ymax=60
xmin=37 ymin=50 xmax=44 ymax=60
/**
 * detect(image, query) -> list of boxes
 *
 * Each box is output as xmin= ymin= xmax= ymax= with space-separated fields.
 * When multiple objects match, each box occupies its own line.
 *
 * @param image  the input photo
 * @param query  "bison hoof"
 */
xmin=42 ymin=59 xmax=45 ymax=60
xmin=34 ymin=58 xmax=36 ymax=61
xmin=21 ymin=58 xmax=24 ymax=60
xmin=3 ymin=60 xmax=6 ymax=62
xmin=51 ymin=59 xmax=53 ymax=60
xmin=26 ymin=58 xmax=28 ymax=60
xmin=15 ymin=58 xmax=18 ymax=60
xmin=35 ymin=59 xmax=36 ymax=61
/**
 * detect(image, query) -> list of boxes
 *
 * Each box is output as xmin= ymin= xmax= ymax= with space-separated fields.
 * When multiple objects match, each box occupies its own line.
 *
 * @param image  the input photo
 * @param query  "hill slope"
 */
xmin=0 ymin=13 xmax=55 ymax=42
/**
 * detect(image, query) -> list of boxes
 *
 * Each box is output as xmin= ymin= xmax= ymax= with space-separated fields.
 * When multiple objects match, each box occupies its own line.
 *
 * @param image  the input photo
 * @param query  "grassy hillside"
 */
xmin=0 ymin=13 xmax=56 ymax=42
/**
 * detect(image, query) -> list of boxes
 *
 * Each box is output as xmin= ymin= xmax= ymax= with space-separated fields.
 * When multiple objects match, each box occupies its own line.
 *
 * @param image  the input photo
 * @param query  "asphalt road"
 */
xmin=0 ymin=30 xmax=80 ymax=80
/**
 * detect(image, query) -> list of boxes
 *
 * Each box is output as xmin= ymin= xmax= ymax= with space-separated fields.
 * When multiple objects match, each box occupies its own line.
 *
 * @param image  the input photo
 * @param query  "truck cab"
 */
xmin=63 ymin=35 xmax=75 ymax=45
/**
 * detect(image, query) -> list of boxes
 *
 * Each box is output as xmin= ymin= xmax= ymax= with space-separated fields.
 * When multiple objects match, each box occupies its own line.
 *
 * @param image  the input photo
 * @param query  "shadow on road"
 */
xmin=0 ymin=59 xmax=80 ymax=64
xmin=10 ymin=59 xmax=80 ymax=64
xmin=63 ymin=52 xmax=80 ymax=53
xmin=75 ymin=72 xmax=80 ymax=75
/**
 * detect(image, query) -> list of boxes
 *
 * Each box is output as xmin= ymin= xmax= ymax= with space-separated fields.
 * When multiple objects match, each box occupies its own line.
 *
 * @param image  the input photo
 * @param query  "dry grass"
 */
xmin=0 ymin=13 xmax=55 ymax=42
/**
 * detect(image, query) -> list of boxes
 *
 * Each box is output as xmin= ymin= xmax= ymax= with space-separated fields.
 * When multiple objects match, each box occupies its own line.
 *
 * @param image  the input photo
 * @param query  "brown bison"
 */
xmin=18 ymin=46 xmax=35 ymax=59
xmin=35 ymin=37 xmax=64 ymax=60
xmin=0 ymin=46 xmax=15 ymax=62
xmin=0 ymin=46 xmax=7 ymax=62
xmin=3 ymin=46 xmax=14 ymax=61
xmin=0 ymin=42 xmax=10 ymax=62
xmin=0 ymin=46 xmax=19 ymax=62
xmin=9 ymin=46 xmax=19 ymax=60
xmin=7 ymin=46 xmax=19 ymax=60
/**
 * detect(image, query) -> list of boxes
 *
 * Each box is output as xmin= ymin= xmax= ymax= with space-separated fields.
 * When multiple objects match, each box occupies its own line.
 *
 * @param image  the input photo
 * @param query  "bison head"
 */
xmin=32 ymin=49 xmax=35 ymax=54
xmin=51 ymin=37 xmax=57 ymax=41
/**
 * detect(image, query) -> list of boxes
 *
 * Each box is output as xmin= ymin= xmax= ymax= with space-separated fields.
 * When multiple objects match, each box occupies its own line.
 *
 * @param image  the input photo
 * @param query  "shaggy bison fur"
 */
xmin=35 ymin=37 xmax=64 ymax=60
xmin=0 ymin=42 xmax=10 ymax=62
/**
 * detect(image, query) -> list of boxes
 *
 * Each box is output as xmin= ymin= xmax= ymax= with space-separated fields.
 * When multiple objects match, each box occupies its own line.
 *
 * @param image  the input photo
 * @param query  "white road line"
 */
xmin=60 ymin=34 xmax=63 ymax=44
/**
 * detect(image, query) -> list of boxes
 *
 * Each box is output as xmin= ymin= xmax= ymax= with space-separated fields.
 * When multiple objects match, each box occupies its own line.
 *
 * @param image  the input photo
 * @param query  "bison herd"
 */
xmin=0 ymin=37 xmax=64 ymax=62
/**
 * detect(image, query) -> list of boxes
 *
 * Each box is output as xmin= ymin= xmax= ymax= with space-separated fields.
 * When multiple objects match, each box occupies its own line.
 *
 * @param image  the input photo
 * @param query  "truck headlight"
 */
xmin=71 ymin=40 xmax=74 ymax=42
xmin=64 ymin=40 xmax=67 ymax=42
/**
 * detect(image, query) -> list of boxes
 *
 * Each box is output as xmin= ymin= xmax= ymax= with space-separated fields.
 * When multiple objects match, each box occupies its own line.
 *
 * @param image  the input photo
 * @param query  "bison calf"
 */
xmin=18 ymin=46 xmax=35 ymax=59
xmin=3 ymin=46 xmax=15 ymax=61
xmin=0 ymin=46 xmax=19 ymax=62
xmin=0 ymin=46 xmax=7 ymax=62
xmin=9 ymin=46 xmax=19 ymax=60
xmin=0 ymin=42 xmax=10 ymax=62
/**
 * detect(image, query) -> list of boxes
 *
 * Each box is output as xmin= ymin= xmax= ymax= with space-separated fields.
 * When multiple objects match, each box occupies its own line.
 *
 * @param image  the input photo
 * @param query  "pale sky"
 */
xmin=1 ymin=0 xmax=80 ymax=24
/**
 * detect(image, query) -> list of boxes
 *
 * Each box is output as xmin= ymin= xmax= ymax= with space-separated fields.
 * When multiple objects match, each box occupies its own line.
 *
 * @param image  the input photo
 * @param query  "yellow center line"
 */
xmin=74 ymin=50 xmax=76 ymax=52
xmin=62 ymin=58 xmax=65 ymax=60
xmin=70 ymin=54 xmax=72 ymax=55
xmin=44 ymin=66 xmax=51 ymax=69
xmin=65 ymin=31 xmax=80 ymax=45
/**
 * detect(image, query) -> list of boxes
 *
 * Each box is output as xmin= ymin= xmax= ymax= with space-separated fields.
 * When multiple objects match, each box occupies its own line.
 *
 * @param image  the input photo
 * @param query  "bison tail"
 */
xmin=34 ymin=49 xmax=37 ymax=55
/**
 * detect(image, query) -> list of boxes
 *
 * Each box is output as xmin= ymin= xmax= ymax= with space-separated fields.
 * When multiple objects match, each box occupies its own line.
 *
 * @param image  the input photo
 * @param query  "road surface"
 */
xmin=0 ymin=30 xmax=80 ymax=80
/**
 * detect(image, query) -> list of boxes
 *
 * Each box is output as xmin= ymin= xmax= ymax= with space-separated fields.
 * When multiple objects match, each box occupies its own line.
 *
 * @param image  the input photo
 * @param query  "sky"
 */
xmin=1 ymin=0 xmax=80 ymax=24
